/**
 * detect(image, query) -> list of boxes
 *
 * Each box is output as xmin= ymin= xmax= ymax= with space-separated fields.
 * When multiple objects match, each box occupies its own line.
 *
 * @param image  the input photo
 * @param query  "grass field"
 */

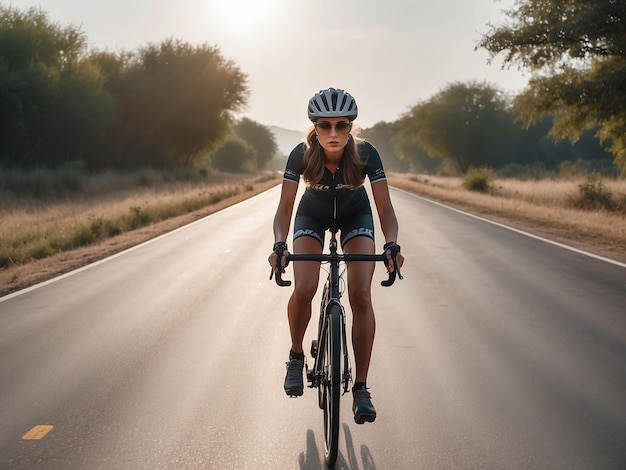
xmin=0 ymin=170 xmax=282 ymax=295
xmin=387 ymin=173 xmax=626 ymax=263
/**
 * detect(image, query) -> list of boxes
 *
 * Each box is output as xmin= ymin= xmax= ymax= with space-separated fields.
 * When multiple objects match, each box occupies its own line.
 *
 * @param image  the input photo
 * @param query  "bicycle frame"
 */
xmin=310 ymin=232 xmax=353 ymax=396
xmin=274 ymin=229 xmax=399 ymax=467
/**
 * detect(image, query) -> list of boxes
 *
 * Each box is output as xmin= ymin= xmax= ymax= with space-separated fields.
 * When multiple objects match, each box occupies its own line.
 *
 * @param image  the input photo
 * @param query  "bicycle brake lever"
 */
xmin=381 ymin=252 xmax=403 ymax=286
xmin=275 ymin=269 xmax=292 ymax=287
xmin=381 ymin=270 xmax=396 ymax=287
xmin=272 ymin=262 xmax=291 ymax=286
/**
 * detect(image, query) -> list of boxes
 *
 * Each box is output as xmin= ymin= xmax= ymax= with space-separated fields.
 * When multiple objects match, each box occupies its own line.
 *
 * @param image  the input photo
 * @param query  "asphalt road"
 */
xmin=1 ymin=185 xmax=625 ymax=469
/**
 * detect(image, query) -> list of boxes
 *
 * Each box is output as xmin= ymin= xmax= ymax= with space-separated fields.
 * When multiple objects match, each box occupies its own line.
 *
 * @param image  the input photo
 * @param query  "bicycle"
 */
xmin=272 ymin=229 xmax=401 ymax=467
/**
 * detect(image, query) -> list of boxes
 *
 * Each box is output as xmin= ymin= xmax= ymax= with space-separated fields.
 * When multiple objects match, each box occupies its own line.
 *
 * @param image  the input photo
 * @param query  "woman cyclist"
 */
xmin=269 ymin=87 xmax=403 ymax=424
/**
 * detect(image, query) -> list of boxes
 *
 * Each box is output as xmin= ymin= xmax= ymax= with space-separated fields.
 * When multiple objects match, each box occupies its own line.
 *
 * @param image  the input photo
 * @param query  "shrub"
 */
xmin=71 ymin=226 xmax=97 ymax=247
xmin=211 ymin=139 xmax=257 ymax=172
xmin=128 ymin=206 xmax=157 ymax=228
xmin=571 ymin=174 xmax=616 ymax=211
xmin=463 ymin=166 xmax=494 ymax=192
xmin=31 ymin=239 xmax=56 ymax=259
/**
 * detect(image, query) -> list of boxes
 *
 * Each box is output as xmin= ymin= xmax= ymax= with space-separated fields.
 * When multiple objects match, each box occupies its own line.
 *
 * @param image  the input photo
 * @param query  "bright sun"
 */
xmin=210 ymin=0 xmax=277 ymax=35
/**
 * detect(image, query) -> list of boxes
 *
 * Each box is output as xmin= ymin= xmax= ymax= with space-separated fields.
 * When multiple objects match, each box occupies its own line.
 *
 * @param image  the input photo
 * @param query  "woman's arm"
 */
xmin=269 ymin=180 xmax=299 ymax=273
xmin=371 ymin=180 xmax=398 ymax=244
xmin=371 ymin=180 xmax=404 ymax=271
xmin=273 ymin=180 xmax=298 ymax=243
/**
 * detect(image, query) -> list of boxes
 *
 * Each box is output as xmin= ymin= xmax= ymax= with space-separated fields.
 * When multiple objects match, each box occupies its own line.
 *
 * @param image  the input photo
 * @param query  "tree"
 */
xmin=0 ymin=7 xmax=250 ymax=170
xmin=478 ymin=0 xmax=626 ymax=172
xmin=400 ymin=81 xmax=518 ymax=173
xmin=515 ymin=115 xmax=615 ymax=171
xmin=360 ymin=121 xmax=411 ymax=173
xmin=47 ymin=58 xmax=117 ymax=168
xmin=210 ymin=138 xmax=256 ymax=172
xmin=233 ymin=117 xmax=277 ymax=169
xmin=109 ymin=39 xmax=249 ymax=168
xmin=0 ymin=6 xmax=115 ymax=168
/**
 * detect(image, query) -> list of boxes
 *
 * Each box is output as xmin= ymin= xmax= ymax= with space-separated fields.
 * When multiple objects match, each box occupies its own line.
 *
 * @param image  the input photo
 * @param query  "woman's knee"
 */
xmin=349 ymin=285 xmax=372 ymax=312
xmin=292 ymin=283 xmax=317 ymax=304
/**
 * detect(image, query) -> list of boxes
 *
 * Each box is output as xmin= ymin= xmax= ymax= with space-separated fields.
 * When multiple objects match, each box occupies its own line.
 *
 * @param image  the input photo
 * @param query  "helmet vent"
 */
xmin=307 ymin=87 xmax=358 ymax=121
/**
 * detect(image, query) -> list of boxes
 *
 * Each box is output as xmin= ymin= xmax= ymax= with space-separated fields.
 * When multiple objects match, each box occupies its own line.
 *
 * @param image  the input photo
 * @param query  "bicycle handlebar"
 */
xmin=272 ymin=253 xmax=402 ymax=287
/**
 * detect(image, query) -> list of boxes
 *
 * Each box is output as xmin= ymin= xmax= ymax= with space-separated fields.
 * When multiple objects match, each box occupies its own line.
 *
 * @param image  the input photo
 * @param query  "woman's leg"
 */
xmin=344 ymin=236 xmax=376 ymax=383
xmin=287 ymin=236 xmax=322 ymax=353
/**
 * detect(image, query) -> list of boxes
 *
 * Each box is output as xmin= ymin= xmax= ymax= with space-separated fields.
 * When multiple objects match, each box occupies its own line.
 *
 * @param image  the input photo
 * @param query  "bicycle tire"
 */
xmin=322 ymin=303 xmax=342 ymax=467
xmin=316 ymin=282 xmax=330 ymax=409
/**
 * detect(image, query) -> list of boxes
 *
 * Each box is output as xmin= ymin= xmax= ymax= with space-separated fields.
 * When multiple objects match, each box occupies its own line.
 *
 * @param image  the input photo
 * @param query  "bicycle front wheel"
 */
xmin=322 ymin=303 xmax=342 ymax=467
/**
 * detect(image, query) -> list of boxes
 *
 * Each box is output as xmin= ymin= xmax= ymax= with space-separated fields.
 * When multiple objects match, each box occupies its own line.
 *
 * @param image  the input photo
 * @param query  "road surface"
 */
xmin=1 ymin=185 xmax=625 ymax=469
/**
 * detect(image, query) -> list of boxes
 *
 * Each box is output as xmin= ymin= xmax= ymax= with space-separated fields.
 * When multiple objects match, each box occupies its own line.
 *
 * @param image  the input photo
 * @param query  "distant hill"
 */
xmin=269 ymin=126 xmax=305 ymax=156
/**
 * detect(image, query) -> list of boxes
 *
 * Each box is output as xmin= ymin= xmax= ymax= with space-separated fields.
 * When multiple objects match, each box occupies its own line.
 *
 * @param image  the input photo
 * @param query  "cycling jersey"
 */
xmin=283 ymin=140 xmax=387 ymax=247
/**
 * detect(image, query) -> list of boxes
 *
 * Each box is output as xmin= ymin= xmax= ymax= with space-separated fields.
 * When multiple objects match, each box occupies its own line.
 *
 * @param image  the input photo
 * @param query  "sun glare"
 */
xmin=210 ymin=0 xmax=277 ymax=35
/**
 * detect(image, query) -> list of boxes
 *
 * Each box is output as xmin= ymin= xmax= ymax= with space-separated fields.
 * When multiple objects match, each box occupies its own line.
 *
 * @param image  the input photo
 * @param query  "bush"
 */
xmin=0 ymin=165 xmax=87 ymax=199
xmin=210 ymin=139 xmax=257 ymax=172
xmin=463 ymin=166 xmax=494 ymax=192
xmin=571 ymin=174 xmax=616 ymax=211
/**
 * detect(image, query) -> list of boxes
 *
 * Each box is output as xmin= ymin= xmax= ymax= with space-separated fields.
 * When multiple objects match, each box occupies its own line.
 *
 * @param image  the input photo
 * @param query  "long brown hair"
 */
xmin=302 ymin=127 xmax=365 ymax=187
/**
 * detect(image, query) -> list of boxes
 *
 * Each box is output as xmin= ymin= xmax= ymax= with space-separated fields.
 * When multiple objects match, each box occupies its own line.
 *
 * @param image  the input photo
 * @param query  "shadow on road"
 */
xmin=298 ymin=426 xmax=377 ymax=469
xmin=299 ymin=429 xmax=322 ymax=469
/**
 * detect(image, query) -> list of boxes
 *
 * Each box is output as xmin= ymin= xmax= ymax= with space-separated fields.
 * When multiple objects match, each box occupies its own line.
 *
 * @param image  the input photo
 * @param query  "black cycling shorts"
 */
xmin=293 ymin=212 xmax=375 ymax=249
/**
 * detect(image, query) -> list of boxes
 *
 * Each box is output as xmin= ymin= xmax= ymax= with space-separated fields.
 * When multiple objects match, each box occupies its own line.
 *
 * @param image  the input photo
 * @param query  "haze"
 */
xmin=5 ymin=0 xmax=528 ymax=130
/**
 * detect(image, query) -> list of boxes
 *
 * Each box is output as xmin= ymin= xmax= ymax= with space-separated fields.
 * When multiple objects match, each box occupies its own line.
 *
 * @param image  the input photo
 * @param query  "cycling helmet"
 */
xmin=307 ymin=88 xmax=358 ymax=121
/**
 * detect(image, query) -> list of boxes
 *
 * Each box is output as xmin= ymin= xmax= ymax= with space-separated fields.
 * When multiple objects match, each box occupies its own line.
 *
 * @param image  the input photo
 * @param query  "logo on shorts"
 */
xmin=294 ymin=229 xmax=315 ymax=237
xmin=294 ymin=229 xmax=322 ymax=243
xmin=344 ymin=227 xmax=374 ymax=240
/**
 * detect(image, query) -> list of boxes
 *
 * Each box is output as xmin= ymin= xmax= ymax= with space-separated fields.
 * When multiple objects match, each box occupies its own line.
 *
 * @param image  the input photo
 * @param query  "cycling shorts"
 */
xmin=293 ymin=212 xmax=375 ymax=249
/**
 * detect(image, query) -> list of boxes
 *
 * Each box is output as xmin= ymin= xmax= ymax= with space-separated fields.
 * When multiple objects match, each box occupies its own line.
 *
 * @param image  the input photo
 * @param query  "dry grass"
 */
xmin=0 ymin=171 xmax=281 ymax=296
xmin=2 ymin=183 xmax=239 ymax=260
xmin=388 ymin=173 xmax=626 ymax=263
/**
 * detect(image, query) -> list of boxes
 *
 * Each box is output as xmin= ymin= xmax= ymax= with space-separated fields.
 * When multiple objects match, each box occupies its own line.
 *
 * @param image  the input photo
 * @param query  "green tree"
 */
xmin=478 ymin=0 xmax=626 ymax=172
xmin=108 ymin=38 xmax=248 ymax=168
xmin=233 ymin=117 xmax=277 ymax=169
xmin=0 ymin=57 xmax=25 ymax=161
xmin=386 ymin=117 xmax=445 ymax=174
xmin=0 ymin=6 xmax=107 ymax=167
xmin=400 ymin=81 xmax=518 ymax=173
xmin=49 ymin=59 xmax=117 ymax=167
xmin=360 ymin=121 xmax=411 ymax=173
xmin=0 ymin=7 xmax=250 ymax=171
xmin=210 ymin=138 xmax=256 ymax=172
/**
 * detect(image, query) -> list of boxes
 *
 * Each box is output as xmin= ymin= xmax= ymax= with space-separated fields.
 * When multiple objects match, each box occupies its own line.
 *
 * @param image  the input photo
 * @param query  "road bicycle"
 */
xmin=273 ymin=229 xmax=401 ymax=467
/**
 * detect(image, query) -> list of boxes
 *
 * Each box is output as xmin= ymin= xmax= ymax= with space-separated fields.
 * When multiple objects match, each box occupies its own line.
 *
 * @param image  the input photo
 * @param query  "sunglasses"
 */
xmin=315 ymin=121 xmax=352 ymax=134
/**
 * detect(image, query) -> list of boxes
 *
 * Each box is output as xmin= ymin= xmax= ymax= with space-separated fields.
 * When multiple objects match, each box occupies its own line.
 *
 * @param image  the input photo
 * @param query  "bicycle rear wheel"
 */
xmin=322 ymin=303 xmax=342 ymax=467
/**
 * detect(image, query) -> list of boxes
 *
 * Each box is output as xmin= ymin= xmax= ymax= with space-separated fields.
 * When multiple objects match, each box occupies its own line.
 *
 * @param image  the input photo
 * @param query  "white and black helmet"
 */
xmin=307 ymin=88 xmax=358 ymax=121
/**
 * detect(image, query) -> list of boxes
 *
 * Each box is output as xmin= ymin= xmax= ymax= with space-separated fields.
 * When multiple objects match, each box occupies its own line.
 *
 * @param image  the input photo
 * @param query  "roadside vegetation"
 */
xmin=0 ymin=169 xmax=280 ymax=270
xmin=388 ymin=172 xmax=626 ymax=263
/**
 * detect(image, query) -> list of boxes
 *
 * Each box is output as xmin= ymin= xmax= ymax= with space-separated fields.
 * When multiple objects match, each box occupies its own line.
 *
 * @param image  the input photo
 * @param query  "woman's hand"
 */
xmin=269 ymin=242 xmax=290 ymax=275
xmin=383 ymin=242 xmax=403 ymax=273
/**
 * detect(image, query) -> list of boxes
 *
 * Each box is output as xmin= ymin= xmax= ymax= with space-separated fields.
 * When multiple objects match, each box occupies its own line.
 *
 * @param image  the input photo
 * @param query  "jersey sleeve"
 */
xmin=362 ymin=141 xmax=387 ymax=183
xmin=283 ymin=143 xmax=306 ymax=184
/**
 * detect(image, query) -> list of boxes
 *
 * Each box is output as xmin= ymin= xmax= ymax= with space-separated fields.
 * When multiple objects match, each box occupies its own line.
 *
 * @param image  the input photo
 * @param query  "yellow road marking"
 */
xmin=22 ymin=425 xmax=53 ymax=440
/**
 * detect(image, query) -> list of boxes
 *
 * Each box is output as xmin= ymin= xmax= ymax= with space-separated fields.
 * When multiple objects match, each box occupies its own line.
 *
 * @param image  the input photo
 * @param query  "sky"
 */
xmin=5 ymin=0 xmax=528 ymax=131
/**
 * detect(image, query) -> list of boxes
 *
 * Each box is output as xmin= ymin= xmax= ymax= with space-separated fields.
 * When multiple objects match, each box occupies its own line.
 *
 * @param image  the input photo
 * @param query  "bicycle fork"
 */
xmin=306 ymin=299 xmax=352 ymax=393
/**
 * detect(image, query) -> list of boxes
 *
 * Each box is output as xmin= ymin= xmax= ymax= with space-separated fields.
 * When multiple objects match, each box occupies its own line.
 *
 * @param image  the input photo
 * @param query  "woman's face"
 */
xmin=314 ymin=117 xmax=352 ymax=158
